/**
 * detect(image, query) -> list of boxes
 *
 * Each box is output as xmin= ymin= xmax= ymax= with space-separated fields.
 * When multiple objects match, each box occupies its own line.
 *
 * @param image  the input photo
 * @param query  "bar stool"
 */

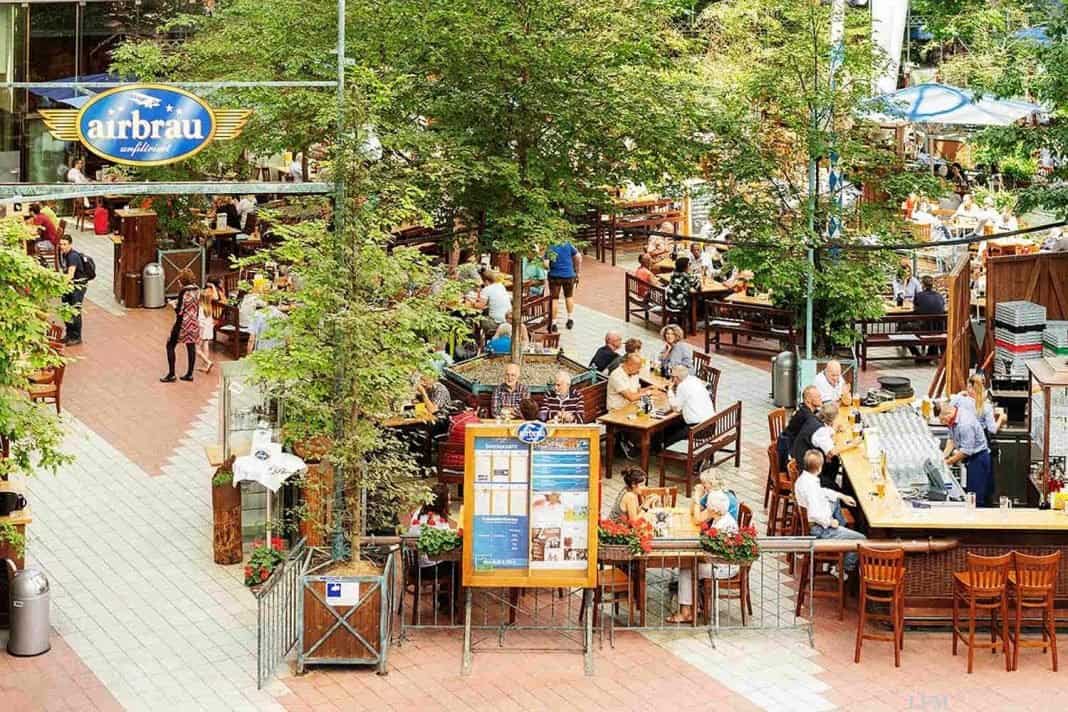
xmin=793 ymin=505 xmax=847 ymax=621
xmin=764 ymin=443 xmax=793 ymax=536
xmin=952 ymin=552 xmax=1012 ymax=673
xmin=1008 ymin=550 xmax=1060 ymax=671
xmin=854 ymin=545 xmax=906 ymax=667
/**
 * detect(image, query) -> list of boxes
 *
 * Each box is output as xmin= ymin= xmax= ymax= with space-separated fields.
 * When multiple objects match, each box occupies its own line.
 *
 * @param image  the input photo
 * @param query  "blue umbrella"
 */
xmin=866 ymin=83 xmax=1046 ymax=127
xmin=29 ymin=73 xmax=119 ymax=108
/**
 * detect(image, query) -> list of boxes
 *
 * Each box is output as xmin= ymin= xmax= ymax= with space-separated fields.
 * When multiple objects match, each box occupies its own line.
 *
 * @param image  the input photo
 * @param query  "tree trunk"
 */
xmin=511 ymin=252 xmax=524 ymax=364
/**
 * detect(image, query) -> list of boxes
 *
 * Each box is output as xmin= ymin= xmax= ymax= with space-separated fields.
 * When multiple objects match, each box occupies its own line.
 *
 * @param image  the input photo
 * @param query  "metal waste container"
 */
xmin=8 ymin=569 xmax=50 ymax=657
xmin=142 ymin=263 xmax=166 ymax=309
xmin=771 ymin=350 xmax=797 ymax=408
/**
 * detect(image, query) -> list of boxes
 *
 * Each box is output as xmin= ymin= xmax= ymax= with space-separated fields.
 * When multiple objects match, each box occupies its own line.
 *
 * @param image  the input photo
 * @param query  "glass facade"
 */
xmin=1 ymin=1 xmax=203 ymax=183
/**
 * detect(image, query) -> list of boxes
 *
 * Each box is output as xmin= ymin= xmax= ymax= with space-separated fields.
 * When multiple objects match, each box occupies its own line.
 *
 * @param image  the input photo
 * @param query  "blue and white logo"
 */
xmin=40 ymin=84 xmax=251 ymax=167
xmin=516 ymin=421 xmax=548 ymax=444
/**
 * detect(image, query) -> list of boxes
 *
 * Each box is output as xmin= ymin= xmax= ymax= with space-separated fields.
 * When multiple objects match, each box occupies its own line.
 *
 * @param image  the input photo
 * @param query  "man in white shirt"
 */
xmin=66 ymin=158 xmax=90 ymax=184
xmin=794 ymin=449 xmax=864 ymax=571
xmin=667 ymin=365 xmax=715 ymax=426
xmin=470 ymin=270 xmax=511 ymax=337
xmin=813 ymin=360 xmax=846 ymax=404
xmin=606 ymin=353 xmax=653 ymax=411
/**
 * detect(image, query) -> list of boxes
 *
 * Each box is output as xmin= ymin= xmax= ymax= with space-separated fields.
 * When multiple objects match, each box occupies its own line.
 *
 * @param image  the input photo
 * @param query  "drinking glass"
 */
xmin=966 ymin=492 xmax=977 ymax=510
xmin=999 ymin=496 xmax=1012 ymax=510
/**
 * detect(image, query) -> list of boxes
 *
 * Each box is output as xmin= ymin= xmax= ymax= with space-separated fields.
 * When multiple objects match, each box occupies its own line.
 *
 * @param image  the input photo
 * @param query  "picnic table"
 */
xmin=597 ymin=369 xmax=677 ymax=477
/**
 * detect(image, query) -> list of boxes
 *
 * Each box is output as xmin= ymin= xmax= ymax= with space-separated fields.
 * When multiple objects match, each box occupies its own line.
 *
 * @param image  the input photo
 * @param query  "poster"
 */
xmin=471 ymin=438 xmax=529 ymax=570
xmin=464 ymin=425 xmax=598 ymax=587
xmin=529 ymin=437 xmax=590 ymax=569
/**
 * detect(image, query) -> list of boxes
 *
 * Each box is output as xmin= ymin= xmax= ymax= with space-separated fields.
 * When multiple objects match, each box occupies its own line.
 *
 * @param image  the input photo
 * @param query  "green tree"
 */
xmin=353 ymin=0 xmax=714 ymax=357
xmin=0 ymin=218 xmax=73 ymax=479
xmin=695 ymin=0 xmax=899 ymax=350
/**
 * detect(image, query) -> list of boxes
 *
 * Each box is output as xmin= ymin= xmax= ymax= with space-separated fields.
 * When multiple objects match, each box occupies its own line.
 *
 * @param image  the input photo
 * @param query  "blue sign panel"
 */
xmin=76 ymin=85 xmax=217 ymax=166
xmin=472 ymin=515 xmax=529 ymax=570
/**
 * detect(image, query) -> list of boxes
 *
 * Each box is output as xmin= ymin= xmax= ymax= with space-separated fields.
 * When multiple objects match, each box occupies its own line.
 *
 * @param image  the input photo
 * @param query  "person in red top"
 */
xmin=440 ymin=398 xmax=480 ymax=471
xmin=633 ymin=253 xmax=660 ymax=298
xmin=24 ymin=204 xmax=58 ymax=246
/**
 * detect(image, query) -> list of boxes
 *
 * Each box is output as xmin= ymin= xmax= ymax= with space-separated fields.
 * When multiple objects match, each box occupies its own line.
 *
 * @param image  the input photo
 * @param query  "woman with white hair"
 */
xmin=659 ymin=324 xmax=693 ymax=373
xmin=666 ymin=488 xmax=738 ymax=623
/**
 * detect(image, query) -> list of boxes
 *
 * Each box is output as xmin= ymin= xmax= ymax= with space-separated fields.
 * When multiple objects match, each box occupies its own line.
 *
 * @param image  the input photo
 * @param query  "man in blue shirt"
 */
xmin=939 ymin=401 xmax=993 ymax=506
xmin=546 ymin=241 xmax=581 ymax=331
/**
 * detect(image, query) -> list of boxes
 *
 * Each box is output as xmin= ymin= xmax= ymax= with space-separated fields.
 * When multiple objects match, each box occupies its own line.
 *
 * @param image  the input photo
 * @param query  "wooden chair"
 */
xmin=531 ymin=331 xmax=560 ymax=349
xmin=767 ymin=407 xmax=787 ymax=444
xmin=637 ymin=486 xmax=677 ymax=508
xmin=588 ymin=565 xmax=637 ymax=627
xmin=1007 ymin=550 xmax=1060 ymax=672
xmin=855 ymin=545 xmax=907 ymax=667
xmin=214 ymin=302 xmax=252 ymax=359
xmin=952 ymin=552 xmax=1012 ymax=673
xmin=658 ymin=402 xmax=742 ymax=498
xmin=764 ymin=443 xmax=793 ymax=536
xmin=48 ymin=323 xmax=64 ymax=342
xmin=27 ymin=363 xmax=65 ymax=414
xmin=402 ymin=546 xmax=457 ymax=625
xmin=520 ymin=295 xmax=551 ymax=334
xmin=435 ymin=435 xmax=465 ymax=498
xmin=793 ymin=504 xmax=848 ymax=621
xmin=702 ymin=503 xmax=754 ymax=626
xmin=691 ymin=351 xmax=721 ymax=409
xmin=74 ymin=200 xmax=90 ymax=232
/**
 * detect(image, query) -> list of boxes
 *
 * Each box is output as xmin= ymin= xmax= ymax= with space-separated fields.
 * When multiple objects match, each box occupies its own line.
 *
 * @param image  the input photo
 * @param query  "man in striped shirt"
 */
xmin=539 ymin=370 xmax=584 ymax=423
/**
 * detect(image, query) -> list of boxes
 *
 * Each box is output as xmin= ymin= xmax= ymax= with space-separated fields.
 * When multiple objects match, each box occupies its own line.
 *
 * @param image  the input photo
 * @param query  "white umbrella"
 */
xmin=865 ymin=83 xmax=1046 ymax=127
xmin=232 ymin=428 xmax=306 ymax=547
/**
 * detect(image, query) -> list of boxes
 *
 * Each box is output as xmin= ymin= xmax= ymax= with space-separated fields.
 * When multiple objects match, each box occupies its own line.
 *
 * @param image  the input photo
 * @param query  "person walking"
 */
xmin=161 ymin=269 xmax=201 ymax=383
xmin=546 ymin=240 xmax=581 ymax=331
xmin=196 ymin=287 xmax=216 ymax=373
xmin=57 ymin=235 xmax=88 ymax=345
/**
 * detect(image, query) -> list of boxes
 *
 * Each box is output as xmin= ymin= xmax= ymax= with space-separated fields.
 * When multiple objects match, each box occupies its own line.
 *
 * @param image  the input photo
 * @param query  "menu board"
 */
xmin=463 ymin=424 xmax=599 ymax=588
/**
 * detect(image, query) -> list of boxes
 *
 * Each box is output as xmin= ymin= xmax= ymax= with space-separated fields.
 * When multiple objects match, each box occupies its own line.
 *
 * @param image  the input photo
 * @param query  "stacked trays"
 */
xmin=993 ymin=301 xmax=1047 ymax=378
xmin=1044 ymin=321 xmax=1068 ymax=359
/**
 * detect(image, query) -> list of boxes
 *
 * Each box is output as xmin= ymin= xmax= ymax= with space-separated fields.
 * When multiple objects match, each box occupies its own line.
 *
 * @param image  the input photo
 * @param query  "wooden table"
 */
xmin=724 ymin=292 xmax=773 ymax=307
xmin=597 ymin=372 xmax=678 ymax=477
xmin=690 ymin=277 xmax=730 ymax=335
xmin=632 ymin=507 xmax=703 ymax=627
xmin=211 ymin=225 xmax=242 ymax=258
xmin=836 ymin=401 xmax=1068 ymax=614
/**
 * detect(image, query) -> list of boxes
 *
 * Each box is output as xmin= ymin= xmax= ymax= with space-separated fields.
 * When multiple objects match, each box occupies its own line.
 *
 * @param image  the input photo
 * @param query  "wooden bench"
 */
xmin=856 ymin=312 xmax=948 ymax=370
xmin=521 ymin=295 xmax=551 ymax=334
xmin=659 ymin=401 xmax=742 ymax=498
xmin=624 ymin=272 xmax=669 ymax=329
xmin=703 ymin=301 xmax=800 ymax=356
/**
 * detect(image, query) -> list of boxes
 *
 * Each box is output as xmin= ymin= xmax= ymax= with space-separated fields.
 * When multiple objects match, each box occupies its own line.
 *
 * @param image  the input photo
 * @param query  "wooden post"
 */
xmin=211 ymin=459 xmax=242 ymax=565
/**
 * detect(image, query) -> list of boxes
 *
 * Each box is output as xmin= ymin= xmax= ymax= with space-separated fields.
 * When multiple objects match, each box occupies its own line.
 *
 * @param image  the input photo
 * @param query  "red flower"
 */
xmin=456 ymin=528 xmax=463 ymax=537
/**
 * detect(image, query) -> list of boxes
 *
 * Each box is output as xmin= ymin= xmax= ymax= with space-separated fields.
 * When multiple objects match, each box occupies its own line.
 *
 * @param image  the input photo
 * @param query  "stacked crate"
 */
xmin=993 ymin=301 xmax=1046 ymax=379
xmin=1044 ymin=321 xmax=1068 ymax=359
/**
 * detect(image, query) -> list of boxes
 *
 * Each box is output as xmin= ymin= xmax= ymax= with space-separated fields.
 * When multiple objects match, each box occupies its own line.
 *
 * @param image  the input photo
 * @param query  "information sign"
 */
xmin=463 ymin=424 xmax=599 ymax=588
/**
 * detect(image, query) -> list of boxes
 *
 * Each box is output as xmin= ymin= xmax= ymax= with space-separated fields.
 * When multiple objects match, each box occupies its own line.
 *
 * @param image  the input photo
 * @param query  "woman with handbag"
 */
xmin=161 ymin=269 xmax=201 ymax=383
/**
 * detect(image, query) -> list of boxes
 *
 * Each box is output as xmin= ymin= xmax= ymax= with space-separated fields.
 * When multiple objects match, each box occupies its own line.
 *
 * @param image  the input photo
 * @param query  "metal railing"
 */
xmin=255 ymin=538 xmax=311 ymax=689
xmin=397 ymin=536 xmax=817 ymax=653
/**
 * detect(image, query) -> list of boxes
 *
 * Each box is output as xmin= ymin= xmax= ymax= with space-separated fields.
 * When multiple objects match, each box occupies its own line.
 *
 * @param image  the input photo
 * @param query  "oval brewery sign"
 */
xmin=40 ymin=84 xmax=251 ymax=167
xmin=516 ymin=421 xmax=548 ymax=444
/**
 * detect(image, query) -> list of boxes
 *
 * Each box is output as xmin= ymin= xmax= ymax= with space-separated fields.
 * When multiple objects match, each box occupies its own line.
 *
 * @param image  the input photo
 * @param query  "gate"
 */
xmin=255 ymin=538 xmax=311 ymax=689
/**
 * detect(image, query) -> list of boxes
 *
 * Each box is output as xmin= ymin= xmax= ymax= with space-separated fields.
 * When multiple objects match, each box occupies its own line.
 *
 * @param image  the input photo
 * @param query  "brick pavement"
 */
xmin=12 ymin=233 xmax=1066 ymax=712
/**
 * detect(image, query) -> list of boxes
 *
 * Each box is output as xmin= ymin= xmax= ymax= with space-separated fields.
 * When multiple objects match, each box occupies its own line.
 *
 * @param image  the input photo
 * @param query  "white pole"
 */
xmin=265 ymin=485 xmax=272 ymax=546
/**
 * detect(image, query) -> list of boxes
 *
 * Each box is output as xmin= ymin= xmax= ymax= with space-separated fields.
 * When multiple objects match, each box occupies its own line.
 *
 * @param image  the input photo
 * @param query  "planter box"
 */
xmin=298 ymin=551 xmax=397 ymax=675
xmin=158 ymin=246 xmax=206 ymax=297
xmin=212 ymin=482 xmax=242 ymax=565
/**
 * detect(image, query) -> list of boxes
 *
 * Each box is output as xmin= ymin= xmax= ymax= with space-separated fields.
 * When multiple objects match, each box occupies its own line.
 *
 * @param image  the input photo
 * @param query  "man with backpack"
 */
xmin=58 ymin=235 xmax=94 ymax=345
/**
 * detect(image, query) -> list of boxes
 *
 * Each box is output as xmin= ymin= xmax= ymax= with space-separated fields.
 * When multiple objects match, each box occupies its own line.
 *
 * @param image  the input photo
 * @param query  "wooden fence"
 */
xmin=985 ymin=252 xmax=1068 ymax=359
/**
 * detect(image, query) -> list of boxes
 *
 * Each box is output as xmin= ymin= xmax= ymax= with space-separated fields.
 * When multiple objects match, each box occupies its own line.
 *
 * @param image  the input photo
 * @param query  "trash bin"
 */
xmin=142 ymin=263 xmax=166 ymax=309
xmin=771 ymin=350 xmax=797 ymax=409
xmin=122 ymin=272 xmax=143 ymax=309
xmin=7 ymin=568 xmax=50 ymax=657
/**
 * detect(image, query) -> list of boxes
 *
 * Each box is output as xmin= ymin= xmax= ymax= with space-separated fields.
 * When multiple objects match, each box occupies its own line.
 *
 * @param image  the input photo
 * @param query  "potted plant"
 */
xmin=597 ymin=517 xmax=653 ymax=562
xmin=211 ymin=458 xmax=242 ymax=565
xmin=155 ymin=196 xmax=209 ymax=295
xmin=0 ymin=521 xmax=26 ymax=567
xmin=244 ymin=536 xmax=286 ymax=587
xmin=292 ymin=436 xmax=333 ymax=547
xmin=698 ymin=523 xmax=760 ymax=564
xmin=416 ymin=521 xmax=462 ymax=560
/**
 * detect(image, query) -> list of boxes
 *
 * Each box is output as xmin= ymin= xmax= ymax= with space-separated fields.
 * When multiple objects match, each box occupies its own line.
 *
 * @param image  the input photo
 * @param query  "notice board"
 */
xmin=462 ymin=423 xmax=600 ymax=588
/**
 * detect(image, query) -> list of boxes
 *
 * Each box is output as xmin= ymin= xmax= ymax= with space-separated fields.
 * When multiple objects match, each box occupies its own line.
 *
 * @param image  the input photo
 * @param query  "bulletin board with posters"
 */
xmin=462 ymin=422 xmax=600 ymax=589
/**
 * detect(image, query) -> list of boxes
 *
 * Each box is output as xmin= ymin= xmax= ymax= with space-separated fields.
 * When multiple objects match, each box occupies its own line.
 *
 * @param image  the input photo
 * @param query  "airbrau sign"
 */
xmin=40 ymin=85 xmax=252 ymax=167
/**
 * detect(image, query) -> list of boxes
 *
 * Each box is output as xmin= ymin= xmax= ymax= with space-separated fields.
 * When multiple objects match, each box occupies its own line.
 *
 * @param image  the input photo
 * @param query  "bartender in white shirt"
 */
xmin=812 ymin=359 xmax=847 ymax=404
xmin=665 ymin=364 xmax=716 ymax=445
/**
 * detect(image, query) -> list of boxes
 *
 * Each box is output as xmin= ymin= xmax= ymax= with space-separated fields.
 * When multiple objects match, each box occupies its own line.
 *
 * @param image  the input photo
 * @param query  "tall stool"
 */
xmin=1008 ymin=550 xmax=1060 ymax=671
xmin=793 ymin=505 xmax=847 ymax=621
xmin=854 ymin=545 xmax=906 ymax=667
xmin=764 ymin=443 xmax=793 ymax=535
xmin=952 ymin=552 xmax=1012 ymax=673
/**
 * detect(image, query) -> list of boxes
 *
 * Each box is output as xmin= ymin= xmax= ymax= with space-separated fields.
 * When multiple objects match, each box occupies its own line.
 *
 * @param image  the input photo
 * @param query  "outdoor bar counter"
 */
xmin=834 ymin=404 xmax=1068 ymax=617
